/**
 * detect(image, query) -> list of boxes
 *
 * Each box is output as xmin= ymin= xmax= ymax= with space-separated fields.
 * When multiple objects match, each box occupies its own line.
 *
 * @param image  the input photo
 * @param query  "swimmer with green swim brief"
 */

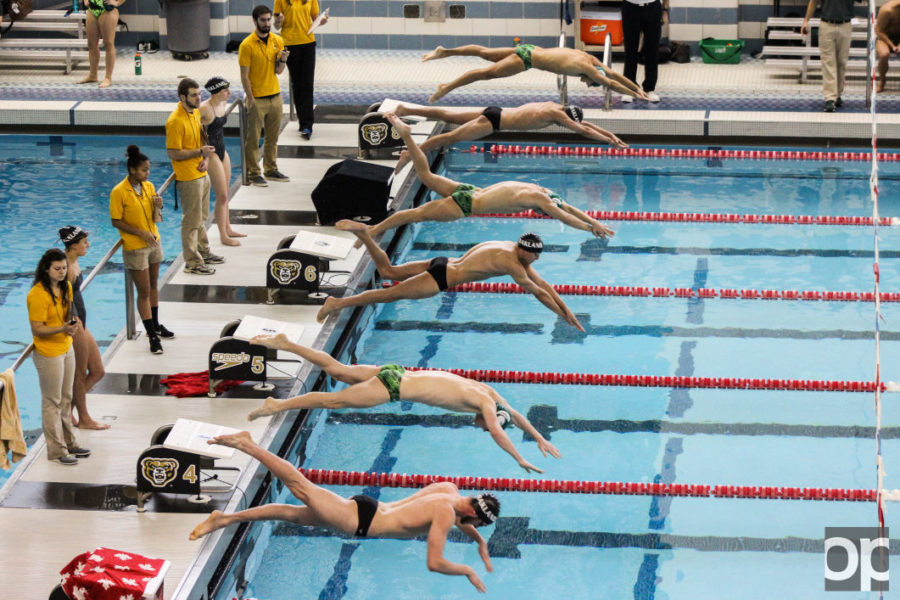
xmin=86 ymin=0 xmax=117 ymax=18
xmin=514 ymin=43 xmax=535 ymax=70
xmin=246 ymin=333 xmax=562 ymax=473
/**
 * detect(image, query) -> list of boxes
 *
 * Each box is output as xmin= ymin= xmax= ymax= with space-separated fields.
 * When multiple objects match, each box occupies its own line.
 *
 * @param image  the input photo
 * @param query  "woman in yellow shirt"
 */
xmin=109 ymin=145 xmax=174 ymax=355
xmin=275 ymin=0 xmax=327 ymax=139
xmin=27 ymin=248 xmax=90 ymax=465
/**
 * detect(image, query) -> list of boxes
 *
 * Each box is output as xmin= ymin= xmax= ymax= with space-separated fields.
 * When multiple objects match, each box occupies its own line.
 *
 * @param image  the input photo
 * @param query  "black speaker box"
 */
xmin=311 ymin=159 xmax=393 ymax=225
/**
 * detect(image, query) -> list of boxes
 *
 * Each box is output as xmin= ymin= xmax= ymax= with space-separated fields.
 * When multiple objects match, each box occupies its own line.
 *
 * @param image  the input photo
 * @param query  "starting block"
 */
xmin=266 ymin=230 xmax=354 ymax=304
xmin=207 ymin=315 xmax=304 ymax=396
xmin=134 ymin=418 xmax=241 ymax=512
xmin=357 ymin=98 xmax=424 ymax=159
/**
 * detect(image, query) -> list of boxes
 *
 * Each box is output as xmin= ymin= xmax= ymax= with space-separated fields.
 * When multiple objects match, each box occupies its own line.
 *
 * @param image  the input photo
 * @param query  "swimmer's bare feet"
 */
xmin=227 ymin=229 xmax=247 ymax=238
xmin=394 ymin=104 xmax=409 ymax=117
xmin=385 ymin=113 xmax=411 ymax=137
xmin=250 ymin=332 xmax=290 ymax=350
xmin=220 ymin=236 xmax=241 ymax=247
xmin=99 ymin=78 xmax=112 ymax=89
xmin=335 ymin=219 xmax=368 ymax=233
xmin=422 ymin=46 xmax=447 ymax=62
xmin=317 ymin=296 xmax=340 ymax=323
xmin=189 ymin=510 xmax=228 ymax=540
xmin=209 ymin=430 xmax=254 ymax=449
xmin=877 ymin=78 xmax=886 ymax=93
xmin=77 ymin=418 xmax=111 ymax=430
xmin=429 ymin=84 xmax=451 ymax=104
xmin=77 ymin=75 xmax=99 ymax=84
xmin=248 ymin=396 xmax=283 ymax=421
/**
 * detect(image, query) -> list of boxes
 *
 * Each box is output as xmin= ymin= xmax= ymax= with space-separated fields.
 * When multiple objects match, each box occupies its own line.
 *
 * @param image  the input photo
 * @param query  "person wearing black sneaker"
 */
xmin=801 ymin=0 xmax=855 ymax=112
xmin=239 ymin=5 xmax=292 ymax=186
xmin=111 ymin=145 xmax=176 ymax=354
xmin=274 ymin=0 xmax=327 ymax=140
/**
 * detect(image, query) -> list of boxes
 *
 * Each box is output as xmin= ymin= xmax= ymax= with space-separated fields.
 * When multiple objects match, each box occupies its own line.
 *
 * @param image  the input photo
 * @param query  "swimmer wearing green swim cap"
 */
xmin=247 ymin=333 xmax=562 ymax=474
xmin=422 ymin=44 xmax=648 ymax=103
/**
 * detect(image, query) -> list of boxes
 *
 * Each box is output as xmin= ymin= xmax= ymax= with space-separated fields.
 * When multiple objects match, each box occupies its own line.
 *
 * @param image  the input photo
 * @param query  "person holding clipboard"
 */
xmin=274 ymin=0 xmax=328 ymax=139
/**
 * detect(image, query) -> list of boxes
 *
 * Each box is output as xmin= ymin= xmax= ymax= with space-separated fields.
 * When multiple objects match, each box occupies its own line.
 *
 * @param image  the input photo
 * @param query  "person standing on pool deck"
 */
xmin=391 ymin=101 xmax=627 ymax=171
xmin=274 ymin=0 xmax=327 ymax=139
xmin=166 ymin=78 xmax=225 ymax=276
xmin=365 ymin=114 xmax=615 ymax=240
xmin=240 ymin=4 xmax=292 ymax=186
xmin=189 ymin=431 xmax=500 ymax=592
xmin=422 ymin=44 xmax=649 ymax=103
xmin=317 ymin=227 xmax=585 ymax=332
xmin=801 ymin=0 xmax=855 ymax=112
xmin=78 ymin=0 xmax=122 ymax=88
xmin=621 ymin=0 xmax=667 ymax=103
xmin=246 ymin=334 xmax=561 ymax=473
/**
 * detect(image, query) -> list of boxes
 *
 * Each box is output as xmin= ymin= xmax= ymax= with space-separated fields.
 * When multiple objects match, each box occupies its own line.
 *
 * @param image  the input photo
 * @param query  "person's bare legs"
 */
xmin=209 ymin=153 xmax=239 ymax=246
xmin=221 ymin=152 xmax=245 ymax=237
xmin=78 ymin=14 xmax=101 ymax=84
xmin=316 ymin=270 xmax=441 ymax=322
xmin=394 ymin=104 xmax=484 ymax=124
xmin=365 ymin=198 xmax=465 ymax=241
xmin=71 ymin=326 xmax=108 ymax=429
xmin=430 ymin=55 xmax=525 ymax=103
xmin=97 ymin=9 xmax=118 ymax=88
xmin=190 ymin=432 xmax=359 ymax=539
xmin=423 ymin=45 xmax=518 ymax=62
xmin=249 ymin=333 xmax=379 ymax=384
xmin=386 ymin=114 xmax=460 ymax=194
xmin=336 ymin=220 xmax=433 ymax=281
xmin=876 ymin=40 xmax=891 ymax=92
xmin=248 ymin=376 xmax=391 ymax=420
xmin=394 ymin=115 xmax=494 ymax=172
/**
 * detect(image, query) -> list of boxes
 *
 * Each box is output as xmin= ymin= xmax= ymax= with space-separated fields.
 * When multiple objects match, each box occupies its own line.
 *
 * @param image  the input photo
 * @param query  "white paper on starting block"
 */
xmin=289 ymin=230 xmax=354 ymax=261
xmin=308 ymin=7 xmax=329 ymax=33
xmin=232 ymin=314 xmax=304 ymax=344
xmin=163 ymin=419 xmax=240 ymax=459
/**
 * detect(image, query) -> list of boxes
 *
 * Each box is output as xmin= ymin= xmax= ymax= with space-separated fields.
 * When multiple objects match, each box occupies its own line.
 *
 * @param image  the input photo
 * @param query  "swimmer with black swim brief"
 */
xmin=188 ymin=431 xmax=504 ymax=591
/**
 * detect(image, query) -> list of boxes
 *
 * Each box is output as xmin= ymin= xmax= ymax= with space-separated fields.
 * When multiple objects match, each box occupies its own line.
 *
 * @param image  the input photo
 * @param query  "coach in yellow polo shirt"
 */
xmin=275 ymin=0 xmax=327 ymax=140
xmin=239 ymin=5 xmax=291 ymax=187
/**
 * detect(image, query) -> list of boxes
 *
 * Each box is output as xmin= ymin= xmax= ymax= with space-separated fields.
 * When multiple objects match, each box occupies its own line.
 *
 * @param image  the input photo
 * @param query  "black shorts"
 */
xmin=481 ymin=106 xmax=503 ymax=132
xmin=351 ymin=494 xmax=378 ymax=537
xmin=426 ymin=256 xmax=450 ymax=291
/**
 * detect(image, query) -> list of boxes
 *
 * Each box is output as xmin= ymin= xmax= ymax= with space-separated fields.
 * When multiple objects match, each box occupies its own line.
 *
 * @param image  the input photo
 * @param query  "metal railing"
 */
xmin=557 ymin=31 xmax=568 ymax=105
xmin=603 ymin=33 xmax=614 ymax=110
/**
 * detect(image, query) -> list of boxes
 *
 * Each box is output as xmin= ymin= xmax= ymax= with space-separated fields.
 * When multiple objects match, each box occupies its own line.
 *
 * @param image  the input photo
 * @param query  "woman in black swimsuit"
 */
xmin=60 ymin=226 xmax=108 ymax=430
xmin=200 ymin=77 xmax=244 ymax=246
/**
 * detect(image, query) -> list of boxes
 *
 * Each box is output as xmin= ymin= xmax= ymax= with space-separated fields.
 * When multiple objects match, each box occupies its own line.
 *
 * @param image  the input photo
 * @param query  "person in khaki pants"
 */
xmin=802 ymin=0 xmax=856 ymax=112
xmin=239 ymin=4 xmax=291 ymax=187
xmin=166 ymin=78 xmax=225 ymax=275
xmin=27 ymin=249 xmax=91 ymax=465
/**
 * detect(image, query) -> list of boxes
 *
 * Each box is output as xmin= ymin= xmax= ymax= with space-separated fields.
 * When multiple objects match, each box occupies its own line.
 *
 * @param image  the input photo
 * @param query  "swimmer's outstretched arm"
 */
xmin=504 ymin=405 xmax=561 ymax=460
xmin=558 ymin=117 xmax=628 ymax=149
xmin=457 ymin=522 xmax=493 ymax=573
xmin=513 ymin=266 xmax=585 ymax=332
xmin=427 ymin=505 xmax=487 ymax=592
xmin=481 ymin=404 xmax=544 ymax=473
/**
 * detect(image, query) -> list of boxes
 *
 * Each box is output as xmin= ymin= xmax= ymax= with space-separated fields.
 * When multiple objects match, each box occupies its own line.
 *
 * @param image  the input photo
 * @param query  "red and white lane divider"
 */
xmin=472 ymin=209 xmax=900 ymax=227
xmin=300 ymin=468 xmax=890 ymax=502
xmin=382 ymin=280 xmax=900 ymax=303
xmin=471 ymin=144 xmax=900 ymax=163
xmin=402 ymin=365 xmax=890 ymax=393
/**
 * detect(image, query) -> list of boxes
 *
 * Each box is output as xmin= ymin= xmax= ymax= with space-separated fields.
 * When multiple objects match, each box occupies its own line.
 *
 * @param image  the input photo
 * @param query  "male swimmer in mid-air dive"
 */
xmin=247 ymin=333 xmax=561 ymax=473
xmin=366 ymin=114 xmax=615 ymax=240
xmin=392 ymin=101 xmax=627 ymax=170
xmin=189 ymin=431 xmax=500 ymax=592
xmin=422 ymin=44 xmax=649 ymax=103
xmin=316 ymin=229 xmax=585 ymax=332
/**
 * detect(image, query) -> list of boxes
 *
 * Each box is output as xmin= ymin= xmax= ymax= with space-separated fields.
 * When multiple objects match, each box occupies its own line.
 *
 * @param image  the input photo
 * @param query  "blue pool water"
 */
xmin=0 ymin=134 xmax=241 ymax=486
xmin=226 ymin=147 xmax=900 ymax=599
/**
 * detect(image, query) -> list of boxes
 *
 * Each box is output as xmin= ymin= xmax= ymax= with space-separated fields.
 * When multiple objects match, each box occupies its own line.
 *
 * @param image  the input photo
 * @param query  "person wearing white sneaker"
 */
xmin=622 ymin=0 xmax=667 ymax=104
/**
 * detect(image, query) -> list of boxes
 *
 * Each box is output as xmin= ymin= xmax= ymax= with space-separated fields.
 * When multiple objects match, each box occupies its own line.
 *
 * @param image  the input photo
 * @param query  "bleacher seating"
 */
xmin=0 ymin=10 xmax=103 ymax=73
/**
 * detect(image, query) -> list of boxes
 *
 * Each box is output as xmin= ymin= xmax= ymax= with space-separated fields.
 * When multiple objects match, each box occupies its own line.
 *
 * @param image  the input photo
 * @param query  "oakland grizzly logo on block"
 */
xmin=140 ymin=457 xmax=179 ymax=487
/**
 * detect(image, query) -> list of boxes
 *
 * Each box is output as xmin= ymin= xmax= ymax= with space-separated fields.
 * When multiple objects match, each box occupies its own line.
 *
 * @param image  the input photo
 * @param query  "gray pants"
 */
xmin=33 ymin=347 xmax=77 ymax=460
xmin=177 ymin=175 xmax=211 ymax=268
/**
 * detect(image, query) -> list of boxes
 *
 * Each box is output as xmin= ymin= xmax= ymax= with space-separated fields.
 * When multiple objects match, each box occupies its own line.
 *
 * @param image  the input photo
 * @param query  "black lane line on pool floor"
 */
xmin=375 ymin=320 xmax=900 ymax=341
xmin=328 ymin=410 xmax=900 ymax=440
xmin=315 ymin=429 xmax=403 ymax=600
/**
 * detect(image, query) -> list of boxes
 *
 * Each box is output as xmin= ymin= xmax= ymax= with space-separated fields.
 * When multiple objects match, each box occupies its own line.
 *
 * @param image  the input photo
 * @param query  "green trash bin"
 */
xmin=699 ymin=38 xmax=744 ymax=64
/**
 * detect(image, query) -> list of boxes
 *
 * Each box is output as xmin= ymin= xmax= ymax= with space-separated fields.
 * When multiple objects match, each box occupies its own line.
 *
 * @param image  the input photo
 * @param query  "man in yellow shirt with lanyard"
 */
xmin=240 ymin=5 xmax=291 ymax=187
xmin=166 ymin=78 xmax=224 ymax=276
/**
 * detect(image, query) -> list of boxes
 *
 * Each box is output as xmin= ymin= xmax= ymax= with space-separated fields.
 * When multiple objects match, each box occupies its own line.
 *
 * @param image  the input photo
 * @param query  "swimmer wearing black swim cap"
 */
xmin=517 ymin=232 xmax=544 ymax=254
xmin=204 ymin=76 xmax=230 ymax=94
xmin=470 ymin=493 xmax=501 ymax=525
xmin=563 ymin=104 xmax=584 ymax=123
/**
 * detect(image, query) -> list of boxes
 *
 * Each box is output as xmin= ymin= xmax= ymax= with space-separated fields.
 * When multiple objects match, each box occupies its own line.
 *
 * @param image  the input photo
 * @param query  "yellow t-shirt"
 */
xmin=238 ymin=30 xmax=285 ymax=98
xmin=109 ymin=177 xmax=160 ymax=251
xmin=274 ymin=0 xmax=319 ymax=45
xmin=165 ymin=102 xmax=205 ymax=182
xmin=27 ymin=282 xmax=73 ymax=357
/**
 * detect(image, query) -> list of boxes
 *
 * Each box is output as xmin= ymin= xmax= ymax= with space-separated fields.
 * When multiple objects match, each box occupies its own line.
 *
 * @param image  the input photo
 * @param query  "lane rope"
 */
xmin=401 ymin=365 xmax=891 ymax=393
xmin=381 ymin=281 xmax=900 ymax=303
xmin=300 ymin=468 xmax=900 ymax=502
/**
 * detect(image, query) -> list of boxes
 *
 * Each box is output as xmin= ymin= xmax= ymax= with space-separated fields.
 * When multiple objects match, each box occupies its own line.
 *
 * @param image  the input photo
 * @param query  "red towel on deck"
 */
xmin=59 ymin=547 xmax=166 ymax=600
xmin=160 ymin=370 xmax=243 ymax=398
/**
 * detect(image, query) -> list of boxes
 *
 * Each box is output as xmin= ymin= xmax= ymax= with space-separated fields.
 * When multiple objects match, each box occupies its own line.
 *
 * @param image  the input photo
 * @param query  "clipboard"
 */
xmin=308 ymin=7 xmax=329 ymax=34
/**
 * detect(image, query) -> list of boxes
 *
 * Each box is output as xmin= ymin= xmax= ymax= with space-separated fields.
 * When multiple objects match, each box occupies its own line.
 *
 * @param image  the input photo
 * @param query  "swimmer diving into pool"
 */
xmin=316 ymin=229 xmax=585 ymax=332
xmin=247 ymin=333 xmax=561 ymax=473
xmin=368 ymin=114 xmax=615 ymax=239
xmin=189 ymin=431 xmax=500 ymax=592
xmin=422 ymin=44 xmax=649 ymax=103
xmin=391 ymin=101 xmax=627 ymax=170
